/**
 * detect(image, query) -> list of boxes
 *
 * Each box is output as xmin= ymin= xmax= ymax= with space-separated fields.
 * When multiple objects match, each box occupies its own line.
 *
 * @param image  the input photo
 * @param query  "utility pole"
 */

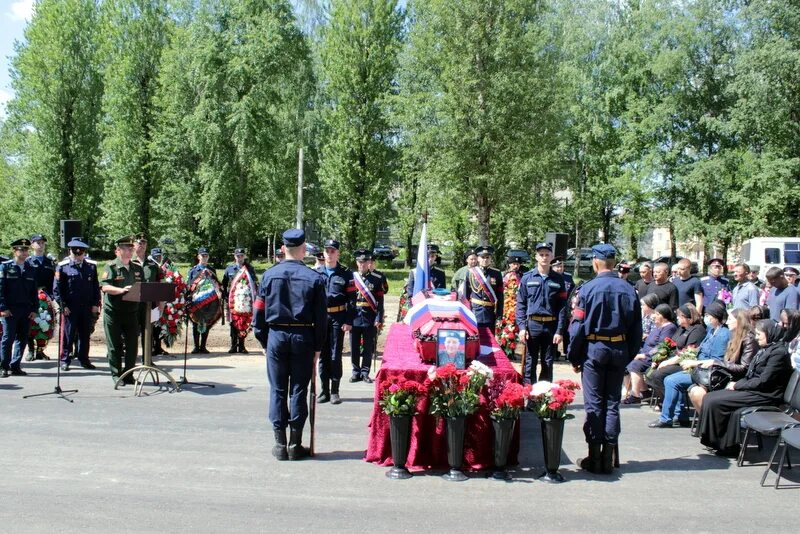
xmin=296 ymin=147 xmax=304 ymax=230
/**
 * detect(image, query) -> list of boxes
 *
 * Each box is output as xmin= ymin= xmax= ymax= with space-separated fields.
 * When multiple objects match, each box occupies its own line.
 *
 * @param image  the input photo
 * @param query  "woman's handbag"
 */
xmin=690 ymin=365 xmax=733 ymax=392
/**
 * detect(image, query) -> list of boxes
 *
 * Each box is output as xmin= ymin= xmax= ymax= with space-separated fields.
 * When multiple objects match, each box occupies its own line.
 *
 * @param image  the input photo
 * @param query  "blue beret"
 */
xmin=197 ymin=247 xmax=209 ymax=254
xmin=283 ymin=229 xmax=306 ymax=247
xmin=535 ymin=242 xmax=553 ymax=251
xmin=323 ymin=238 xmax=339 ymax=250
xmin=30 ymin=234 xmax=47 ymax=243
xmin=67 ymin=237 xmax=89 ymax=249
xmin=150 ymin=247 xmax=162 ymax=256
xmin=592 ymin=244 xmax=616 ymax=259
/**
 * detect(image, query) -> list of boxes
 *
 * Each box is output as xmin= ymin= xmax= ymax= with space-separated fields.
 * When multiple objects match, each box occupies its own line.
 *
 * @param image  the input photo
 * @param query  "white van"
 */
xmin=740 ymin=237 xmax=800 ymax=273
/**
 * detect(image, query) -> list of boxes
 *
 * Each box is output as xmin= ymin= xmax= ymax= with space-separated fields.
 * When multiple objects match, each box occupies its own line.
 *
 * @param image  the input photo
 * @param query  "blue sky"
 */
xmin=0 ymin=0 xmax=32 ymax=119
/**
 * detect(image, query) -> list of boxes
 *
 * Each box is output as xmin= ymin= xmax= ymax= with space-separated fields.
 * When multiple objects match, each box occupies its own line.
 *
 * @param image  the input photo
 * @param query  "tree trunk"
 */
xmin=669 ymin=219 xmax=677 ymax=260
xmin=476 ymin=190 xmax=491 ymax=246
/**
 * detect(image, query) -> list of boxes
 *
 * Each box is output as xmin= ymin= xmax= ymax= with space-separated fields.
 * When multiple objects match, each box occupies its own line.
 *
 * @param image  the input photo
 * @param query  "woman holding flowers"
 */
xmin=623 ymin=304 xmax=677 ymax=404
xmin=649 ymin=301 xmax=731 ymax=428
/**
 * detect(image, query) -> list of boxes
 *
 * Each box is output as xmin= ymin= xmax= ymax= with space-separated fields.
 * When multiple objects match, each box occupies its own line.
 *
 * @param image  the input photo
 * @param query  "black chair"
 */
xmin=760 ymin=426 xmax=800 ymax=488
xmin=737 ymin=370 xmax=800 ymax=467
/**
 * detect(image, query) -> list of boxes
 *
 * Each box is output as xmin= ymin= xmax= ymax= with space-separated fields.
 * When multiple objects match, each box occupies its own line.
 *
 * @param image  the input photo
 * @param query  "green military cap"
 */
xmin=115 ymin=235 xmax=135 ymax=247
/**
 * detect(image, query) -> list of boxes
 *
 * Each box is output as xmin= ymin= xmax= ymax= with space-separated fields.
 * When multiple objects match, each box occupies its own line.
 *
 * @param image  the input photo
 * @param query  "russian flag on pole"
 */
xmin=412 ymin=223 xmax=429 ymax=296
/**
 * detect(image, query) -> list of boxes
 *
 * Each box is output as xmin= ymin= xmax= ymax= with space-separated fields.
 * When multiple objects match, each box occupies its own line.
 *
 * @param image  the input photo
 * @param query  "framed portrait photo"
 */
xmin=437 ymin=329 xmax=466 ymax=369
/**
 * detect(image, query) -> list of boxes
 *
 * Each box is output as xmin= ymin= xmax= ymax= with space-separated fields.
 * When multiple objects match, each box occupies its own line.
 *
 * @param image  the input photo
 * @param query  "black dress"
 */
xmin=699 ymin=342 xmax=791 ymax=452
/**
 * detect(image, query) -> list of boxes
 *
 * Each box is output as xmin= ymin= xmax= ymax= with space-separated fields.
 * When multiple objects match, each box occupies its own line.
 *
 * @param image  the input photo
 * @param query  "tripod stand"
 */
xmin=178 ymin=315 xmax=214 ymax=389
xmin=24 ymin=308 xmax=77 ymax=403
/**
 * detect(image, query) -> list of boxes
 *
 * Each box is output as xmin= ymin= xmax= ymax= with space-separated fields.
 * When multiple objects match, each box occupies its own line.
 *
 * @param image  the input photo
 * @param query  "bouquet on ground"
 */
xmin=426 ymin=361 xmax=493 ymax=418
xmin=528 ymin=379 xmax=581 ymax=420
xmin=487 ymin=379 xmax=530 ymax=420
xmin=379 ymin=376 xmax=427 ymax=416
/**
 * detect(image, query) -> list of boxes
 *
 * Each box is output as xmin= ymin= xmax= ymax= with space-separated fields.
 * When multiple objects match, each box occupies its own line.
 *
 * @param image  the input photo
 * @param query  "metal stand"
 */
xmin=177 ymin=316 xmax=214 ymax=389
xmin=24 ymin=309 xmax=77 ymax=403
xmin=116 ymin=305 xmax=180 ymax=396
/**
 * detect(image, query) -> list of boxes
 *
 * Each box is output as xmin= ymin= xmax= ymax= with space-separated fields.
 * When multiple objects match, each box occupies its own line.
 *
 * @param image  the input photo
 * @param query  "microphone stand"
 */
xmin=24 ymin=306 xmax=78 ymax=403
xmin=178 ymin=315 xmax=215 ymax=389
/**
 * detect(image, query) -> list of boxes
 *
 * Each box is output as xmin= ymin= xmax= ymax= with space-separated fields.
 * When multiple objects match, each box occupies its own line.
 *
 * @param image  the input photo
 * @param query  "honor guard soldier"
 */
xmin=222 ymin=248 xmax=257 ymax=353
xmin=316 ymin=239 xmax=356 ymax=404
xmin=551 ymin=256 xmax=575 ymax=361
xmin=515 ymin=242 xmax=568 ymax=383
xmin=26 ymin=234 xmax=56 ymax=360
xmin=350 ymin=249 xmax=384 ymax=383
xmin=368 ymin=255 xmax=389 ymax=340
xmin=132 ymin=234 xmax=163 ymax=361
xmin=567 ymin=244 xmax=642 ymax=475
xmin=53 ymin=238 xmax=101 ymax=371
xmin=0 ymin=239 xmax=38 ymax=377
xmin=406 ymin=244 xmax=447 ymax=291
xmin=254 ymin=229 xmax=327 ymax=461
xmin=188 ymin=247 xmax=216 ymax=353
xmin=701 ymin=258 xmax=729 ymax=308
xmin=100 ymin=236 xmax=145 ymax=385
xmin=464 ymin=246 xmax=504 ymax=327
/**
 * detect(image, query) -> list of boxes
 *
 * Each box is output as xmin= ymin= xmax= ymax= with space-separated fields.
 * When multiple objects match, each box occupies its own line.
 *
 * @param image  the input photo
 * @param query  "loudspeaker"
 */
xmin=60 ymin=220 xmax=82 ymax=249
xmin=545 ymin=232 xmax=569 ymax=259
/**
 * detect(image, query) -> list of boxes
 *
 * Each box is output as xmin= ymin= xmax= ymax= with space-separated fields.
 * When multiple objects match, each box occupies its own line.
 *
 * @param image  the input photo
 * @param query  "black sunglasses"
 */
xmin=71 ymin=248 xmax=86 ymax=255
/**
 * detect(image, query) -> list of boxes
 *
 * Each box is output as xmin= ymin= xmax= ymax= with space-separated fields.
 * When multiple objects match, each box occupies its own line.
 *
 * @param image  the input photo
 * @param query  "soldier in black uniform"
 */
xmin=53 ymin=238 xmax=100 ymax=371
xmin=406 ymin=244 xmax=446 ymax=292
xmin=316 ymin=239 xmax=356 ymax=405
xmin=464 ymin=245 xmax=504 ymax=328
xmin=25 ymin=234 xmax=56 ymax=361
xmin=222 ymin=248 xmax=257 ymax=354
xmin=0 ymin=239 xmax=38 ymax=377
xmin=253 ymin=229 xmax=327 ymax=461
xmin=349 ymin=249 xmax=385 ymax=383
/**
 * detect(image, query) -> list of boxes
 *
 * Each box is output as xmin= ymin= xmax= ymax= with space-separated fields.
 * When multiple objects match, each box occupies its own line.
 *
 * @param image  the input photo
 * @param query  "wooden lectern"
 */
xmin=116 ymin=282 xmax=180 ymax=396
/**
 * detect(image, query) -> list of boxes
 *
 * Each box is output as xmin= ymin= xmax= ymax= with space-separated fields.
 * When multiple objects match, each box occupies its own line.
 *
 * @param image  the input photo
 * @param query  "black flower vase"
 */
xmin=538 ymin=418 xmax=566 ymax=483
xmin=442 ymin=416 xmax=468 ymax=482
xmin=492 ymin=418 xmax=515 ymax=480
xmin=386 ymin=415 xmax=413 ymax=480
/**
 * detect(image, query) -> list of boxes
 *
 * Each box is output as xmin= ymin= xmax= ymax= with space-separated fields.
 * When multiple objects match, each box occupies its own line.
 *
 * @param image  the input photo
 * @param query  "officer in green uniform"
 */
xmin=132 ymin=233 xmax=163 ymax=360
xmin=100 ymin=236 xmax=144 ymax=385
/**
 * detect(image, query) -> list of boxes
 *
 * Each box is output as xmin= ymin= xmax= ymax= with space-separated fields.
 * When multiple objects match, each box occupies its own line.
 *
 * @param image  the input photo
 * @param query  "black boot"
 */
xmin=600 ymin=443 xmax=615 ymax=474
xmin=578 ymin=444 xmax=602 ymax=474
xmin=330 ymin=379 xmax=342 ymax=405
xmin=200 ymin=333 xmax=210 ymax=353
xmin=192 ymin=331 xmax=201 ymax=354
xmin=317 ymin=381 xmax=330 ymax=403
xmin=228 ymin=336 xmax=237 ymax=354
xmin=272 ymin=428 xmax=288 ymax=461
xmin=288 ymin=426 xmax=310 ymax=460
xmin=238 ymin=337 xmax=248 ymax=354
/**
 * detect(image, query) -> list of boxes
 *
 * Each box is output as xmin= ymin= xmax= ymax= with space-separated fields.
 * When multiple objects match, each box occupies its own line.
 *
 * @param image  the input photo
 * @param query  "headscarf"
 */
xmin=746 ymin=320 xmax=786 ymax=378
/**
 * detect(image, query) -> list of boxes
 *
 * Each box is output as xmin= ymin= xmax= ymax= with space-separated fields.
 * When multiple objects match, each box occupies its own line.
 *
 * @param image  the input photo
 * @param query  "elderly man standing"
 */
xmin=567 ymin=244 xmax=642 ymax=475
xmin=700 ymin=258 xmax=730 ymax=308
xmin=731 ymin=263 xmax=760 ymax=310
xmin=254 ymin=229 xmax=327 ymax=461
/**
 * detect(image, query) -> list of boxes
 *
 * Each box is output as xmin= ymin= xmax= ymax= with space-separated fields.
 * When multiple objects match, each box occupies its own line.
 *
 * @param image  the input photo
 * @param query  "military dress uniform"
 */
xmin=316 ymin=239 xmax=356 ymax=404
xmin=464 ymin=246 xmax=504 ymax=327
xmin=700 ymin=258 xmax=729 ymax=309
xmin=253 ymin=229 xmax=327 ymax=461
xmin=187 ymin=248 xmax=217 ymax=353
xmin=552 ymin=257 xmax=575 ymax=360
xmin=350 ymin=250 xmax=385 ymax=383
xmin=101 ymin=237 xmax=145 ymax=383
xmin=515 ymin=243 xmax=568 ymax=383
xmin=0 ymin=239 xmax=38 ymax=377
xmin=222 ymin=249 xmax=257 ymax=354
xmin=53 ymin=238 xmax=100 ymax=370
xmin=25 ymin=233 xmax=56 ymax=360
xmin=567 ymin=244 xmax=642 ymax=474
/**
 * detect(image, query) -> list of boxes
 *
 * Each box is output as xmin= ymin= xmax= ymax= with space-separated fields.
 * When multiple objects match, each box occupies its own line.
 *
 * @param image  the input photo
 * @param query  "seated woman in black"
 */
xmin=647 ymin=303 xmax=706 ymax=402
xmin=623 ymin=304 xmax=678 ymax=404
xmin=699 ymin=320 xmax=793 ymax=457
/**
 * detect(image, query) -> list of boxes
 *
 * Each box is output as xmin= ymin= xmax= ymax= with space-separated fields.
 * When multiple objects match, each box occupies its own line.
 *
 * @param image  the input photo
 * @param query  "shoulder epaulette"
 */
xmin=700 ymin=276 xmax=710 ymax=281
xmin=86 ymin=259 xmax=98 ymax=265
xmin=57 ymin=259 xmax=70 ymax=266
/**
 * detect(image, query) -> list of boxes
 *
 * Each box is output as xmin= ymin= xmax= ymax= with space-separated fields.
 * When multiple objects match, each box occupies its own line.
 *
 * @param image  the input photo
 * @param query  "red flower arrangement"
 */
xmin=159 ymin=263 xmax=188 ymax=347
xmin=488 ymin=379 xmax=531 ymax=420
xmin=528 ymin=379 xmax=581 ymax=420
xmin=496 ymin=271 xmax=522 ymax=358
xmin=425 ymin=362 xmax=490 ymax=418
xmin=378 ymin=376 xmax=427 ymax=416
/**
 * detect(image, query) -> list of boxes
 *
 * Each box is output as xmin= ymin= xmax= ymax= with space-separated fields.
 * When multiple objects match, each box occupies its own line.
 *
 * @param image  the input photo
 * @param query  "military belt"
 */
xmin=270 ymin=323 xmax=313 ymax=327
xmin=528 ymin=315 xmax=556 ymax=322
xmin=471 ymin=298 xmax=495 ymax=307
xmin=356 ymin=302 xmax=375 ymax=308
xmin=586 ymin=334 xmax=626 ymax=342
xmin=327 ymin=305 xmax=346 ymax=313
